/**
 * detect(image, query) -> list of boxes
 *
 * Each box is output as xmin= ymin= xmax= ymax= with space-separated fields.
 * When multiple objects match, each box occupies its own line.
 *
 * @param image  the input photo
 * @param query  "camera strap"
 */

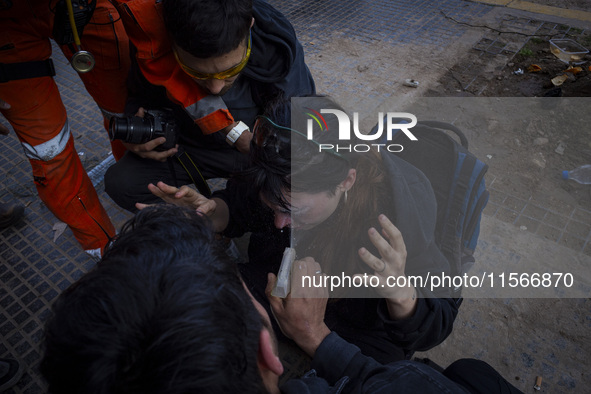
xmin=0 ymin=60 xmax=56 ymax=83
xmin=174 ymin=150 xmax=212 ymax=198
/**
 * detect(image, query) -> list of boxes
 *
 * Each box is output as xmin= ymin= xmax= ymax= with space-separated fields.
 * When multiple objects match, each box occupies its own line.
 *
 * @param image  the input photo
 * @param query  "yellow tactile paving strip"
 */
xmin=472 ymin=0 xmax=591 ymax=22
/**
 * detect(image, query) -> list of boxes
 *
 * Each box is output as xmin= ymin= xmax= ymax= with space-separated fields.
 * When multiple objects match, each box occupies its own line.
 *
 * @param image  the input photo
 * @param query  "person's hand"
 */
xmin=136 ymin=181 xmax=217 ymax=215
xmin=266 ymin=257 xmax=331 ymax=357
xmin=357 ymin=214 xmax=417 ymax=319
xmin=233 ymin=129 xmax=252 ymax=153
xmin=0 ymin=99 xmax=11 ymax=135
xmin=122 ymin=107 xmax=178 ymax=161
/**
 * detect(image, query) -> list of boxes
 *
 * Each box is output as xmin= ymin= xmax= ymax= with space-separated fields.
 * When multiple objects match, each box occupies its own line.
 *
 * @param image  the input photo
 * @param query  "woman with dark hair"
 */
xmin=139 ymin=96 xmax=458 ymax=364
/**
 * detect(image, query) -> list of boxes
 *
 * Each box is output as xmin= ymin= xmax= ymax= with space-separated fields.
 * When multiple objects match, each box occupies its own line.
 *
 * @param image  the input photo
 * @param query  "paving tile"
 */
xmin=573 ymin=208 xmax=591 ymax=225
xmin=536 ymin=224 xmax=562 ymax=242
xmin=495 ymin=207 xmax=519 ymax=224
xmin=483 ymin=201 xmax=500 ymax=217
xmin=515 ymin=216 xmax=541 ymax=233
xmin=558 ymin=234 xmax=586 ymax=252
xmin=522 ymin=204 xmax=548 ymax=221
xmin=544 ymin=211 xmax=569 ymax=230
xmin=565 ymin=220 xmax=591 ymax=240
xmin=488 ymin=188 xmax=508 ymax=204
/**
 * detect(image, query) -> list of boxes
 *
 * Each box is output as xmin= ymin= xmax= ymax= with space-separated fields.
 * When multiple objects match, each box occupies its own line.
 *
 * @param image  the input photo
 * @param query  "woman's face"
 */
xmin=263 ymin=189 xmax=344 ymax=231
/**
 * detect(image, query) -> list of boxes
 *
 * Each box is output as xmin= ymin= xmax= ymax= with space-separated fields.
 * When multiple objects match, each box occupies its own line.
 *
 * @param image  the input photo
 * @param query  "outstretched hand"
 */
xmin=136 ymin=181 xmax=217 ymax=216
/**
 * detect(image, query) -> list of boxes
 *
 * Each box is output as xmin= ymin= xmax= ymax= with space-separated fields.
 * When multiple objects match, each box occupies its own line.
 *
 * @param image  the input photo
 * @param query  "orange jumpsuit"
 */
xmin=114 ymin=0 xmax=235 ymax=134
xmin=0 ymin=0 xmax=130 ymax=254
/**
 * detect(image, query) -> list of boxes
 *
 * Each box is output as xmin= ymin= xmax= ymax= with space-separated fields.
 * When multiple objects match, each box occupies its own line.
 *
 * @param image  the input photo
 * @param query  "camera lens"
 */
xmin=108 ymin=116 xmax=155 ymax=144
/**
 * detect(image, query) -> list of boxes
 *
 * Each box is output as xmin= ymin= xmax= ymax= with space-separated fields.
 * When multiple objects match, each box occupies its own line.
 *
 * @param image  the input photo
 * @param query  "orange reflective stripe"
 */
xmin=196 ymin=109 xmax=234 ymax=135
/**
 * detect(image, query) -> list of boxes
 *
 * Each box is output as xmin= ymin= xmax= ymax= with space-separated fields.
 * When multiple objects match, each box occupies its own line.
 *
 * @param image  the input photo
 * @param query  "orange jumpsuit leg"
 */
xmin=58 ymin=0 xmax=131 ymax=161
xmin=0 ymin=0 xmax=129 ymax=252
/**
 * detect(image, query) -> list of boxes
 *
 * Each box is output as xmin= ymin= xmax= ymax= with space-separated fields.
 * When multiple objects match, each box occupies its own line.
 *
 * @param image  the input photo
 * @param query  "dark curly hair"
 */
xmin=41 ymin=205 xmax=265 ymax=394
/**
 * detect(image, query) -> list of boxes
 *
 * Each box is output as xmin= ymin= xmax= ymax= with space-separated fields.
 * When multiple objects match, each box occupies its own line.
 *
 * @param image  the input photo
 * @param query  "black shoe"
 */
xmin=0 ymin=358 xmax=24 ymax=392
xmin=0 ymin=202 xmax=25 ymax=229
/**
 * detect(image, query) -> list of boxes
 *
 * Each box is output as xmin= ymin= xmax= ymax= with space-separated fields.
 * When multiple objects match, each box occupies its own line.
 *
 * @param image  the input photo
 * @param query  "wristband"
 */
xmin=226 ymin=121 xmax=250 ymax=145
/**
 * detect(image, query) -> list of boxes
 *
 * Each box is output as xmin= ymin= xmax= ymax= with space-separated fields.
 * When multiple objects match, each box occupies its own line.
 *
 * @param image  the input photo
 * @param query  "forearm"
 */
xmin=294 ymin=324 xmax=331 ymax=358
xmin=311 ymin=332 xmax=382 ymax=388
xmin=380 ymin=296 xmax=459 ymax=351
xmin=385 ymin=285 xmax=418 ymax=320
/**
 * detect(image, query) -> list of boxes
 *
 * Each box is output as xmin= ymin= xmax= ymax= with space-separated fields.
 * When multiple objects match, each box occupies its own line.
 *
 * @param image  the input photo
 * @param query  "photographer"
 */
xmin=105 ymin=0 xmax=315 ymax=212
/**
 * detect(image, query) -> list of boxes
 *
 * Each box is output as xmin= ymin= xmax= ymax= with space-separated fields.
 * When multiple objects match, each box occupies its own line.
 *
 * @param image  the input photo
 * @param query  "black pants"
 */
xmin=104 ymin=138 xmax=248 ymax=212
xmin=443 ymin=359 xmax=523 ymax=394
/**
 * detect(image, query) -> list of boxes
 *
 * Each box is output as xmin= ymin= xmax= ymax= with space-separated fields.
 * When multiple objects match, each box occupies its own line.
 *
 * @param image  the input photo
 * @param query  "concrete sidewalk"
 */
xmin=1 ymin=0 xmax=590 ymax=392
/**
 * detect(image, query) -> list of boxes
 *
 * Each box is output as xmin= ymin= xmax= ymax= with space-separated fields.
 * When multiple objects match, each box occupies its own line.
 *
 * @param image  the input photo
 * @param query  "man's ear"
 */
xmin=257 ymin=329 xmax=284 ymax=376
xmin=340 ymin=168 xmax=357 ymax=191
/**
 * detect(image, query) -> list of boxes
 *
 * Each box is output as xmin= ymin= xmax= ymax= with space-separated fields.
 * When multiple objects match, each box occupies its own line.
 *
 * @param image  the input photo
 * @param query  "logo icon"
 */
xmin=304 ymin=107 xmax=329 ymax=132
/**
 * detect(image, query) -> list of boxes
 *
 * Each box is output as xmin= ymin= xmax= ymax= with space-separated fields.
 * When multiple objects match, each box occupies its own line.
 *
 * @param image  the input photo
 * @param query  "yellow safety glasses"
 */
xmin=174 ymin=30 xmax=251 ymax=80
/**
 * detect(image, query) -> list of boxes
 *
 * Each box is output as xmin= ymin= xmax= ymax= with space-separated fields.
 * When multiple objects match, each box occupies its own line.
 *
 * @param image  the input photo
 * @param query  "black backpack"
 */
xmin=385 ymin=120 xmax=490 ymax=298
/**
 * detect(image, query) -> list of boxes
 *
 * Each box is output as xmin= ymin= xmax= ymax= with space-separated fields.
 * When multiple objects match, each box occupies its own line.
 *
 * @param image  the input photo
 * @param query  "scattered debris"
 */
xmin=403 ymin=79 xmax=419 ymax=88
xmin=551 ymin=74 xmax=568 ymax=86
xmin=527 ymin=64 xmax=541 ymax=73
xmin=52 ymin=222 xmax=68 ymax=243
xmin=549 ymin=39 xmax=589 ymax=64
xmin=513 ymin=68 xmax=524 ymax=75
xmin=357 ymin=65 xmax=369 ymax=73
xmin=563 ymin=66 xmax=582 ymax=75
xmin=555 ymin=141 xmax=566 ymax=155
xmin=532 ymin=152 xmax=546 ymax=169
xmin=534 ymin=376 xmax=543 ymax=391
xmin=533 ymin=137 xmax=548 ymax=146
xmin=486 ymin=154 xmax=493 ymax=159
xmin=519 ymin=225 xmax=527 ymax=231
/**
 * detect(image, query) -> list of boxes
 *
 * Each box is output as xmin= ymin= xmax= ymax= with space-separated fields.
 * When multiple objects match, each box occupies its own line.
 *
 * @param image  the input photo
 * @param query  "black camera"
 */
xmin=108 ymin=109 xmax=179 ymax=152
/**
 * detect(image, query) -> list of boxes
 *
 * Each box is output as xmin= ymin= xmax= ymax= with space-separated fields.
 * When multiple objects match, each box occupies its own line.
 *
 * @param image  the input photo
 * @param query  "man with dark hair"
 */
xmin=41 ymin=205 xmax=522 ymax=394
xmin=105 ymin=0 xmax=315 ymax=212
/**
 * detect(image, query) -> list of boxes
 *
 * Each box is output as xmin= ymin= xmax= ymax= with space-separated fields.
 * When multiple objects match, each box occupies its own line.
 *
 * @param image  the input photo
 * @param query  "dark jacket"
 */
xmin=280 ymin=333 xmax=470 ymax=394
xmin=214 ymin=152 xmax=459 ymax=364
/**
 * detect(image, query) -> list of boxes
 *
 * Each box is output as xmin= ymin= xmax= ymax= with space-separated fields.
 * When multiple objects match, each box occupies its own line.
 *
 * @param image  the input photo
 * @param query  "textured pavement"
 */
xmin=1 ymin=0 xmax=590 ymax=393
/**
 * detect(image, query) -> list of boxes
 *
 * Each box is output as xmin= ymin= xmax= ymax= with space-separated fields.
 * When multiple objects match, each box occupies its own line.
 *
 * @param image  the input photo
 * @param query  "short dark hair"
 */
xmin=41 ymin=205 xmax=265 ymax=394
xmin=247 ymin=95 xmax=353 ymax=210
xmin=163 ymin=0 xmax=253 ymax=58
